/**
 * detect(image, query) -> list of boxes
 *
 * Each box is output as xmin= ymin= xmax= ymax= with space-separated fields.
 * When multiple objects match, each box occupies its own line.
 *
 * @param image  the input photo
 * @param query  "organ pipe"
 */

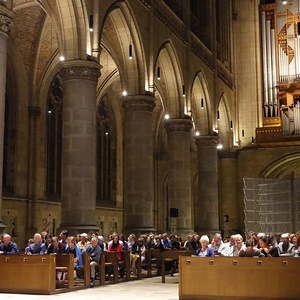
xmin=271 ymin=29 xmax=278 ymax=116
xmin=266 ymin=20 xmax=273 ymax=111
xmin=261 ymin=11 xmax=269 ymax=114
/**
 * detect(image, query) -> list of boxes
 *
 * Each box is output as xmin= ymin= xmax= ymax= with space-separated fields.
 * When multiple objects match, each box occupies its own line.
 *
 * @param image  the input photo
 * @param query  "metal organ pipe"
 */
xmin=266 ymin=20 xmax=273 ymax=116
xmin=261 ymin=11 xmax=269 ymax=117
xmin=295 ymin=102 xmax=300 ymax=135
xmin=271 ymin=28 xmax=277 ymax=116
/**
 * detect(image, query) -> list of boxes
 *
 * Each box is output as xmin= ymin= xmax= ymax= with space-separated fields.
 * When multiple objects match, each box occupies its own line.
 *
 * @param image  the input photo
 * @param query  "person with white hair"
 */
xmin=195 ymin=235 xmax=214 ymax=257
xmin=209 ymin=233 xmax=226 ymax=256
xmin=0 ymin=234 xmax=18 ymax=254
xmin=220 ymin=235 xmax=236 ymax=256
xmin=25 ymin=233 xmax=46 ymax=255
xmin=233 ymin=234 xmax=246 ymax=256
xmin=278 ymin=233 xmax=294 ymax=257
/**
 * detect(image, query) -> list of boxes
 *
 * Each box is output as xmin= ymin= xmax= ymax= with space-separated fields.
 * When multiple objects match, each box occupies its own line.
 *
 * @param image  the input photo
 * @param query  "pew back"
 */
xmin=0 ymin=255 xmax=56 ymax=294
xmin=179 ymin=256 xmax=300 ymax=300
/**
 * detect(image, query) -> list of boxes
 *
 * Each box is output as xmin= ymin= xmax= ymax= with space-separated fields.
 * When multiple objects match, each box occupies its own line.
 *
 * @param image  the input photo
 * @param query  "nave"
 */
xmin=2 ymin=276 xmax=178 ymax=300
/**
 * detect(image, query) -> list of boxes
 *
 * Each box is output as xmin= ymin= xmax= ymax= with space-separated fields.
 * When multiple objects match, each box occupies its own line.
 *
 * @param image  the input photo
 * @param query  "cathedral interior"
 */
xmin=0 ymin=0 xmax=300 ymax=246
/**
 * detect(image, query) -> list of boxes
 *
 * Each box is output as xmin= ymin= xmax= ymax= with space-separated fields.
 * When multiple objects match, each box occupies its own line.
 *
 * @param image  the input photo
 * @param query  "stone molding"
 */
xmin=195 ymin=135 xmax=219 ymax=147
xmin=0 ymin=9 xmax=13 ymax=34
xmin=123 ymin=94 xmax=155 ymax=112
xmin=59 ymin=60 xmax=100 ymax=82
xmin=165 ymin=118 xmax=193 ymax=133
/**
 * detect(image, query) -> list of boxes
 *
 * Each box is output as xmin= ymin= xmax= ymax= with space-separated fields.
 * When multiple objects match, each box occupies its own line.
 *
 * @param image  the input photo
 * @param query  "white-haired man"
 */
xmin=278 ymin=233 xmax=294 ymax=257
xmin=209 ymin=233 xmax=226 ymax=256
xmin=25 ymin=233 xmax=46 ymax=255
xmin=0 ymin=234 xmax=18 ymax=254
xmin=220 ymin=234 xmax=236 ymax=256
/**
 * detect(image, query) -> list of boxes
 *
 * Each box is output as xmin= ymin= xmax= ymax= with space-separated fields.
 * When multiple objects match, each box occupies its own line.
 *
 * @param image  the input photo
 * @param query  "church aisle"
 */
xmin=3 ymin=276 xmax=179 ymax=300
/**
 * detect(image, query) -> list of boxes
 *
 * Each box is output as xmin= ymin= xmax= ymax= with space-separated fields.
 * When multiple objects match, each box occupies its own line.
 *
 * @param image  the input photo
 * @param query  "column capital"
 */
xmin=195 ymin=135 xmax=219 ymax=147
xmin=0 ymin=5 xmax=13 ymax=35
xmin=123 ymin=94 xmax=155 ymax=112
xmin=165 ymin=118 xmax=193 ymax=133
xmin=59 ymin=60 xmax=100 ymax=82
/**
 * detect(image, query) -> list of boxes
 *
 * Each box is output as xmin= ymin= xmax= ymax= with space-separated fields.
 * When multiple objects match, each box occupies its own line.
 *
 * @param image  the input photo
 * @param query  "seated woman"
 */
xmin=291 ymin=234 xmax=300 ymax=257
xmin=107 ymin=235 xmax=124 ymax=277
xmin=130 ymin=237 xmax=146 ymax=276
xmin=233 ymin=234 xmax=246 ymax=257
xmin=258 ymin=236 xmax=279 ymax=257
xmin=195 ymin=235 xmax=214 ymax=257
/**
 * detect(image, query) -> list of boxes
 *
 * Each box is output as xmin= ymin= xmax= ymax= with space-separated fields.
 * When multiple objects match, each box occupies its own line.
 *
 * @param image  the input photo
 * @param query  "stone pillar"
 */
xmin=195 ymin=135 xmax=219 ymax=235
xmin=0 ymin=5 xmax=13 ymax=232
xmin=123 ymin=95 xmax=156 ymax=233
xmin=165 ymin=119 xmax=193 ymax=234
xmin=219 ymin=151 xmax=239 ymax=237
xmin=59 ymin=60 xmax=100 ymax=233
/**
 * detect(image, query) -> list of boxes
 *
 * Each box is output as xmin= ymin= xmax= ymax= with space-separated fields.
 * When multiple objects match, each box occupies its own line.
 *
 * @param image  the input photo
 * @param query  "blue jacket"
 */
xmin=25 ymin=243 xmax=46 ymax=255
xmin=0 ymin=242 xmax=18 ymax=254
xmin=196 ymin=247 xmax=214 ymax=257
xmin=65 ymin=244 xmax=83 ymax=268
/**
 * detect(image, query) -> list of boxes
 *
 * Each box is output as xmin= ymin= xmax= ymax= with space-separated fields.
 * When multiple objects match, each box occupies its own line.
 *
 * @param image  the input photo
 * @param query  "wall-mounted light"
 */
xmin=59 ymin=55 xmax=65 ymax=61
xmin=201 ymin=98 xmax=204 ymax=109
xmin=217 ymin=111 xmax=220 ymax=120
xmin=105 ymin=132 xmax=109 ymax=136
xmin=48 ymin=110 xmax=52 ymax=114
xmin=217 ymin=144 xmax=223 ymax=150
xmin=89 ymin=15 xmax=94 ymax=32
xmin=157 ymin=66 xmax=161 ymax=80
xmin=129 ymin=44 xmax=133 ymax=60
xmin=230 ymin=120 xmax=233 ymax=129
xmin=164 ymin=114 xmax=170 ymax=120
xmin=282 ymin=0 xmax=288 ymax=5
xmin=122 ymin=90 xmax=128 ymax=96
xmin=195 ymin=131 xmax=200 ymax=136
xmin=182 ymin=85 xmax=186 ymax=97
xmin=242 ymin=129 xmax=245 ymax=137
xmin=251 ymin=136 xmax=255 ymax=144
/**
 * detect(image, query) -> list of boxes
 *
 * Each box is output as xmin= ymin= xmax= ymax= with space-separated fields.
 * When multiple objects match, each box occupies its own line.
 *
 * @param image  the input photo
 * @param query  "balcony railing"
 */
xmin=256 ymin=126 xmax=300 ymax=143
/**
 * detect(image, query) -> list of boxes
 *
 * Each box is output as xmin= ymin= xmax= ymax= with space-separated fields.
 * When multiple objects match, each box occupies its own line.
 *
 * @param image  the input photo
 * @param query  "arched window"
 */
xmin=46 ymin=77 xmax=63 ymax=201
xmin=97 ymin=97 xmax=116 ymax=207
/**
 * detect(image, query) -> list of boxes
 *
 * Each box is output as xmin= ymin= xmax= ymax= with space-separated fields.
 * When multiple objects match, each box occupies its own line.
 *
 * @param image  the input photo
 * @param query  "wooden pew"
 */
xmin=118 ymin=251 xmax=131 ymax=281
xmin=82 ymin=253 xmax=91 ymax=288
xmin=56 ymin=254 xmax=74 ymax=289
xmin=179 ymin=256 xmax=300 ymax=300
xmin=0 ymin=254 xmax=56 ymax=294
xmin=100 ymin=252 xmax=118 ymax=284
xmin=145 ymin=248 xmax=163 ymax=277
xmin=161 ymin=249 xmax=193 ymax=283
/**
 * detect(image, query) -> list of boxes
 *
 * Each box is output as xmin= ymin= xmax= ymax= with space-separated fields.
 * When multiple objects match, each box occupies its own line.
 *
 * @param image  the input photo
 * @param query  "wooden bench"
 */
xmin=161 ymin=249 xmax=193 ymax=283
xmin=179 ymin=256 xmax=300 ymax=300
xmin=56 ymin=254 xmax=74 ymax=289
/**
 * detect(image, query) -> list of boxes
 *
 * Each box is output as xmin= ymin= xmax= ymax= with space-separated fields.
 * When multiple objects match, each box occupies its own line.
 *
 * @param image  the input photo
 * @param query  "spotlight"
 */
xmin=217 ymin=144 xmax=223 ymax=150
xmin=182 ymin=85 xmax=186 ymax=97
xmin=59 ymin=56 xmax=65 ymax=62
xmin=122 ymin=90 xmax=128 ymax=96
xmin=164 ymin=114 xmax=170 ymax=120
xmin=89 ymin=28 xmax=94 ymax=32
xmin=105 ymin=132 xmax=109 ymax=136
xmin=157 ymin=67 xmax=161 ymax=80
xmin=195 ymin=131 xmax=200 ymax=136
xmin=48 ymin=110 xmax=52 ymax=114
xmin=282 ymin=0 xmax=287 ymax=5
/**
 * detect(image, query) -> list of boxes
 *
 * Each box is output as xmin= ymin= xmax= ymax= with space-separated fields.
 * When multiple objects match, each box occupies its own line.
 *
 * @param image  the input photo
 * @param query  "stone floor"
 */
xmin=3 ymin=276 xmax=179 ymax=300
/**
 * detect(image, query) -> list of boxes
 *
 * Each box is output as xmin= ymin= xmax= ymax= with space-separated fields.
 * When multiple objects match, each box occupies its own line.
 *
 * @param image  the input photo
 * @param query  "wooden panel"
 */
xmin=56 ymin=254 xmax=74 ymax=289
xmin=0 ymin=255 xmax=56 ymax=294
xmin=179 ymin=257 xmax=300 ymax=300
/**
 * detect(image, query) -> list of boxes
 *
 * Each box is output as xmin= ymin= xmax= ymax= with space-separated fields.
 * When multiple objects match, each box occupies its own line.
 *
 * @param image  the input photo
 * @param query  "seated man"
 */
xmin=278 ymin=233 xmax=294 ymax=257
xmin=77 ymin=233 xmax=89 ymax=252
xmin=84 ymin=237 xmax=102 ymax=287
xmin=209 ymin=233 xmax=226 ymax=256
xmin=0 ymin=234 xmax=18 ymax=254
xmin=47 ymin=236 xmax=64 ymax=254
xmin=25 ymin=233 xmax=46 ymax=255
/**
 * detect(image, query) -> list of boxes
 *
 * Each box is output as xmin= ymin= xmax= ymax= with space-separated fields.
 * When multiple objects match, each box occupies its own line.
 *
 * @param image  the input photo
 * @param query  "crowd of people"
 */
xmin=0 ymin=230 xmax=299 ymax=286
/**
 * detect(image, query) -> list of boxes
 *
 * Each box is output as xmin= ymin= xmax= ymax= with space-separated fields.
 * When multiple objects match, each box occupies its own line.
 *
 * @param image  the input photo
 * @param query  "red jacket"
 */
xmin=108 ymin=243 xmax=123 ymax=260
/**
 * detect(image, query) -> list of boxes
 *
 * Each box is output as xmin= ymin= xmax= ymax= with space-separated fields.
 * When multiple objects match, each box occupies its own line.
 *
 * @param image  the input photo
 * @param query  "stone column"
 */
xmin=219 ymin=151 xmax=239 ymax=237
xmin=59 ymin=60 xmax=100 ymax=233
xmin=123 ymin=95 xmax=156 ymax=233
xmin=195 ymin=135 xmax=219 ymax=235
xmin=0 ymin=5 xmax=13 ymax=232
xmin=165 ymin=119 xmax=193 ymax=234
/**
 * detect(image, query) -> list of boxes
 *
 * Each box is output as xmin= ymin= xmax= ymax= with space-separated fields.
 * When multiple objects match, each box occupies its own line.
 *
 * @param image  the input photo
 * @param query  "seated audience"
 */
xmin=154 ymin=236 xmax=165 ymax=251
xmin=278 ymin=233 xmax=294 ymax=257
xmin=233 ymin=234 xmax=246 ymax=257
xmin=170 ymin=234 xmax=181 ymax=249
xmin=195 ymin=235 xmax=214 ymax=257
xmin=77 ymin=233 xmax=89 ymax=252
xmin=84 ymin=236 xmax=102 ymax=287
xmin=0 ymin=234 xmax=18 ymax=254
xmin=221 ymin=235 xmax=236 ymax=256
xmin=161 ymin=233 xmax=172 ymax=249
xmin=209 ymin=233 xmax=226 ymax=256
xmin=25 ymin=233 xmax=46 ymax=255
xmin=239 ymin=239 xmax=260 ymax=257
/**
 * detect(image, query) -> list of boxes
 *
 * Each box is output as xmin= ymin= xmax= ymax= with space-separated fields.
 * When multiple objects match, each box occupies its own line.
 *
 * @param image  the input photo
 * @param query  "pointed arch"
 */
xmin=154 ymin=41 xmax=184 ymax=118
xmin=190 ymin=71 xmax=212 ymax=135
xmin=217 ymin=94 xmax=232 ymax=149
xmin=100 ymin=1 xmax=148 ymax=94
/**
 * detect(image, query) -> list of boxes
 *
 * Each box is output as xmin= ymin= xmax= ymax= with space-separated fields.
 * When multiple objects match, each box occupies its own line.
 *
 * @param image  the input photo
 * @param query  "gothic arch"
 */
xmin=100 ymin=2 xmax=147 ymax=95
xmin=154 ymin=41 xmax=184 ymax=118
xmin=190 ymin=72 xmax=212 ymax=135
xmin=261 ymin=153 xmax=300 ymax=178
xmin=217 ymin=94 xmax=232 ymax=149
